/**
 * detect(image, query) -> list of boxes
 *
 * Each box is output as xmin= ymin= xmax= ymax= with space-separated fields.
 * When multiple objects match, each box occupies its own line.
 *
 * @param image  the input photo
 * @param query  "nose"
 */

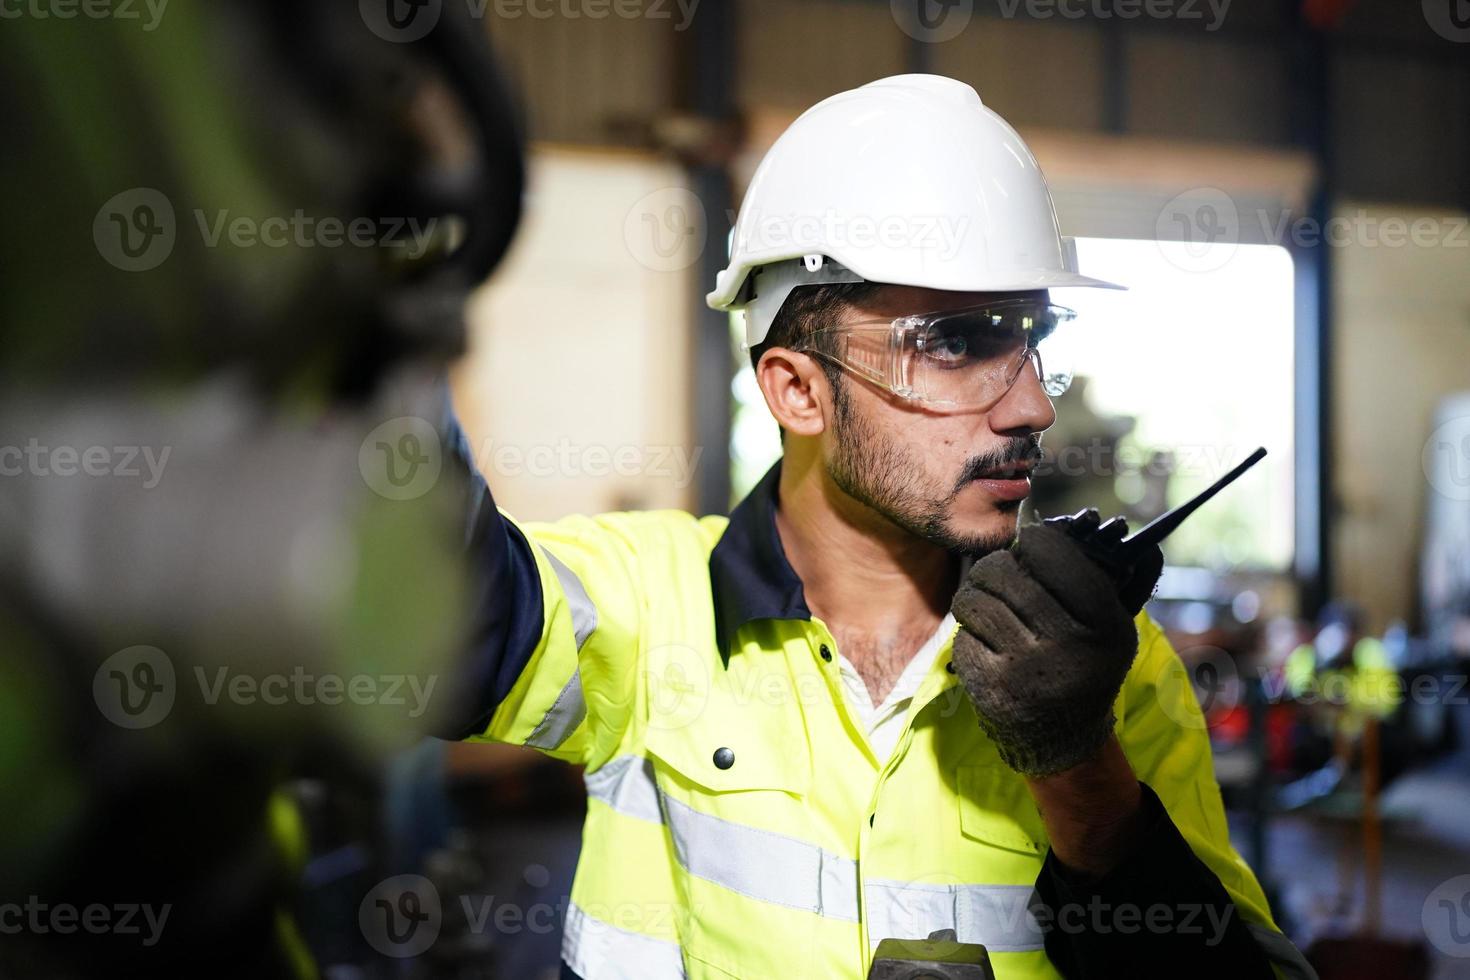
xmin=987 ymin=352 xmax=1056 ymax=436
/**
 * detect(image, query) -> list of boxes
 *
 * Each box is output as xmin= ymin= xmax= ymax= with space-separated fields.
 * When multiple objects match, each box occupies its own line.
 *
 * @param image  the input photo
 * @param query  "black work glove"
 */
xmin=950 ymin=518 xmax=1164 ymax=777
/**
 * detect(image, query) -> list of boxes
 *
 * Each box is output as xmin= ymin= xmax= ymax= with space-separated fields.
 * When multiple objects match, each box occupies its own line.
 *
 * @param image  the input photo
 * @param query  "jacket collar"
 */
xmin=709 ymin=461 xmax=810 ymax=665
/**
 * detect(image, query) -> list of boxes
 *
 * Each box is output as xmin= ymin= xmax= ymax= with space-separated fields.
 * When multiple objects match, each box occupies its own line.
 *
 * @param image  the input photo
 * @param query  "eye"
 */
xmin=919 ymin=319 xmax=1010 ymax=367
xmin=932 ymin=331 xmax=969 ymax=361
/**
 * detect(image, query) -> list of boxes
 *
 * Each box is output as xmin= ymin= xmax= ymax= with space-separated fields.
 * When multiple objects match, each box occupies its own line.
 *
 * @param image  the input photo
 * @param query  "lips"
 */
xmin=970 ymin=459 xmax=1036 ymax=502
xmin=974 ymin=474 xmax=1033 ymax=501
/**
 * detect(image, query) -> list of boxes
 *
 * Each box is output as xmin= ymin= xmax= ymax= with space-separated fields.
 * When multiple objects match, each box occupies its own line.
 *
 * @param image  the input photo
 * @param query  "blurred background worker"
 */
xmin=1284 ymin=603 xmax=1402 ymax=730
xmin=5 ymin=2 xmax=1470 ymax=979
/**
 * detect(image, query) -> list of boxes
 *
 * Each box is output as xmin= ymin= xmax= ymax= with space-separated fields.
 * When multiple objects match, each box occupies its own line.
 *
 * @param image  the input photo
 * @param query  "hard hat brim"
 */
xmin=706 ymin=263 xmax=1125 ymax=314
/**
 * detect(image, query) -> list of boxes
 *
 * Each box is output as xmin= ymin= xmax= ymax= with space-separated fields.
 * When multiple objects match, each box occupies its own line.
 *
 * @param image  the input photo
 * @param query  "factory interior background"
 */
xmin=464 ymin=3 xmax=1470 ymax=975
xmin=3 ymin=1 xmax=1470 ymax=978
xmin=453 ymin=6 xmax=1470 ymax=972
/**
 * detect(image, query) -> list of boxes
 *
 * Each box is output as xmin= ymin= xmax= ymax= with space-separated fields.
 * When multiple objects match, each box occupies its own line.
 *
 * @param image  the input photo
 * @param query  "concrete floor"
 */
xmin=1250 ymin=763 xmax=1470 ymax=979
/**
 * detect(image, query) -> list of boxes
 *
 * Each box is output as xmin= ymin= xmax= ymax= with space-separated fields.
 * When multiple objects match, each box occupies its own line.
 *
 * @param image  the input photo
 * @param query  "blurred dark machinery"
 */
xmin=0 ymin=2 xmax=524 ymax=976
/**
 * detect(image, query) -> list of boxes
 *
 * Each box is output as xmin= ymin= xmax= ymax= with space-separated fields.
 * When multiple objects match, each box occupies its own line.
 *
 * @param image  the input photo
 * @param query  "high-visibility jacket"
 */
xmin=454 ymin=460 xmax=1312 ymax=980
xmin=1285 ymin=638 xmax=1402 ymax=728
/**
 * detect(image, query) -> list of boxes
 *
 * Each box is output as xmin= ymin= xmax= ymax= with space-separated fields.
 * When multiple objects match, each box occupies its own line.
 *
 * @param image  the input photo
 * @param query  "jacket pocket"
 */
xmin=641 ymin=645 xmax=811 ymax=797
xmin=957 ymin=764 xmax=1048 ymax=855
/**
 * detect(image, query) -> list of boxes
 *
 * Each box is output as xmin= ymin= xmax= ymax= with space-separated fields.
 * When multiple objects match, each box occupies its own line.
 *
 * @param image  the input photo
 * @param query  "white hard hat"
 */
xmin=707 ymin=74 xmax=1123 ymax=349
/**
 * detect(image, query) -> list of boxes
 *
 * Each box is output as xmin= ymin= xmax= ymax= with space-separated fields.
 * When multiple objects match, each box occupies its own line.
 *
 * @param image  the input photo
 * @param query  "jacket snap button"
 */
xmin=713 ymin=747 xmax=735 ymax=770
xmin=945 ymin=661 xmax=956 ymax=674
xmin=819 ymin=645 xmax=833 ymax=662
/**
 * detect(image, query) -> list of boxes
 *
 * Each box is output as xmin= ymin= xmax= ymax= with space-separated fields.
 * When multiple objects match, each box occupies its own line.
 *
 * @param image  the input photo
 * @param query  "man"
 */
xmin=442 ymin=75 xmax=1314 ymax=979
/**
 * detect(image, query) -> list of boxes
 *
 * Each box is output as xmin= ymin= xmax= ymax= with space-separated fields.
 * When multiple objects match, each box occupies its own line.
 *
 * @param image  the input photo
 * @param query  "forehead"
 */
xmin=847 ymin=284 xmax=1050 ymax=320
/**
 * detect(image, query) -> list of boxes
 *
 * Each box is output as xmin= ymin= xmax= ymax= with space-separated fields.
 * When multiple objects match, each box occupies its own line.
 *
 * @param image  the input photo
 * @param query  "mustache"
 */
xmin=955 ymin=436 xmax=1044 ymax=489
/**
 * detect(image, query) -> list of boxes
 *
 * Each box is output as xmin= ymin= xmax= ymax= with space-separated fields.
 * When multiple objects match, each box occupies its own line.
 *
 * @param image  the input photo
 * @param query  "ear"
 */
xmin=754 ymin=348 xmax=831 ymax=438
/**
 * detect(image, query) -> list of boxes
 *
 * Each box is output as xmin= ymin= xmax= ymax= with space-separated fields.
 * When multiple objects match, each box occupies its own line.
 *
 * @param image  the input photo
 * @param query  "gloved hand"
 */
xmin=950 ymin=517 xmax=1163 ymax=777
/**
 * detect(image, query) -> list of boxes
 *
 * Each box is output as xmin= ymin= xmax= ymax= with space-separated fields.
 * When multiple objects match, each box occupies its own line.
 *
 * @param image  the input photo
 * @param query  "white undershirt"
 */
xmin=833 ymin=613 xmax=958 ymax=765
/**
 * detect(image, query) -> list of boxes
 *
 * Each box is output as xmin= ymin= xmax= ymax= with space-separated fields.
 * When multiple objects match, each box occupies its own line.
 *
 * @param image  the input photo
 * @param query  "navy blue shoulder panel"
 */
xmin=431 ymin=409 xmax=547 ymax=740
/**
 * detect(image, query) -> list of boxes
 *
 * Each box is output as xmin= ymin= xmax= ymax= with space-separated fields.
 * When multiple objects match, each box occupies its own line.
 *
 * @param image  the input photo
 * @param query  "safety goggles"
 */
xmin=795 ymin=299 xmax=1077 ymax=409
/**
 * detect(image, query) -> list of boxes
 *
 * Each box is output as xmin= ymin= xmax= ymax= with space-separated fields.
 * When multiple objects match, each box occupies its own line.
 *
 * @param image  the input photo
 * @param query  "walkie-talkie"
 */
xmin=1042 ymin=446 xmax=1268 ymax=584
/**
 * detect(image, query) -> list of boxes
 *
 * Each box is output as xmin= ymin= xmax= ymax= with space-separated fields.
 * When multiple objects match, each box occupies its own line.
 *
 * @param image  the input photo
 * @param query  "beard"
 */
xmin=826 ymin=383 xmax=1040 ymax=558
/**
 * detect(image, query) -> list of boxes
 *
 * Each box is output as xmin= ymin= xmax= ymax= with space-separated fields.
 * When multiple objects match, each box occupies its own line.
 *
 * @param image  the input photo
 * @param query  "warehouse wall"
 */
xmin=488 ymin=0 xmax=1469 ymax=207
xmin=451 ymin=147 xmax=698 ymax=521
xmin=490 ymin=7 xmax=677 ymax=144
xmin=1332 ymin=201 xmax=1470 ymax=631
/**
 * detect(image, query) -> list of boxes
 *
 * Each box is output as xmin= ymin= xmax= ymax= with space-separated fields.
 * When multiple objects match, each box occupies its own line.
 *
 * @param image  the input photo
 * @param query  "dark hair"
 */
xmin=748 ymin=280 xmax=884 ymax=381
xmin=748 ymin=280 xmax=884 ymax=441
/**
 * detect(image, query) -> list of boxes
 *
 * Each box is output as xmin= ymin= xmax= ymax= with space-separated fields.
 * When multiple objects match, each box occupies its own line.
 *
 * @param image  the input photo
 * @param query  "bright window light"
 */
xmin=728 ymin=237 xmax=1296 ymax=573
xmin=1051 ymin=238 xmax=1295 ymax=571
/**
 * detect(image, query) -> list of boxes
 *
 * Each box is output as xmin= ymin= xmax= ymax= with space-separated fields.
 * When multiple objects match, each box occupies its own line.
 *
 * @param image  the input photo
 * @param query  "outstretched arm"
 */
xmin=432 ymin=406 xmax=644 ymax=768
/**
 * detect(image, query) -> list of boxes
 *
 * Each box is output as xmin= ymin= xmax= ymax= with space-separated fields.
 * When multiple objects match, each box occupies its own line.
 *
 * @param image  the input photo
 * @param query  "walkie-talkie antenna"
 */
xmin=1118 ymin=446 xmax=1267 ymax=561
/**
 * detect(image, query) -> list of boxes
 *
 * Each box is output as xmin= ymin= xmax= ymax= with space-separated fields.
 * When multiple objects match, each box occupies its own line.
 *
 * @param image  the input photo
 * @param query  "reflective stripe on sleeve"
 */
xmin=525 ymin=670 xmax=586 ymax=750
xmin=562 ymin=901 xmax=685 ymax=980
xmin=863 ymin=879 xmax=1045 ymax=953
xmin=524 ymin=547 xmax=598 ymax=750
xmin=543 ymin=547 xmax=598 ymax=648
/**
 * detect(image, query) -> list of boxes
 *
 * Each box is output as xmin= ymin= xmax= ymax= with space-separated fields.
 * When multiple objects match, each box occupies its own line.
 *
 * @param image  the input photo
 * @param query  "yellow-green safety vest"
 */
xmin=469 ymin=468 xmax=1306 ymax=979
